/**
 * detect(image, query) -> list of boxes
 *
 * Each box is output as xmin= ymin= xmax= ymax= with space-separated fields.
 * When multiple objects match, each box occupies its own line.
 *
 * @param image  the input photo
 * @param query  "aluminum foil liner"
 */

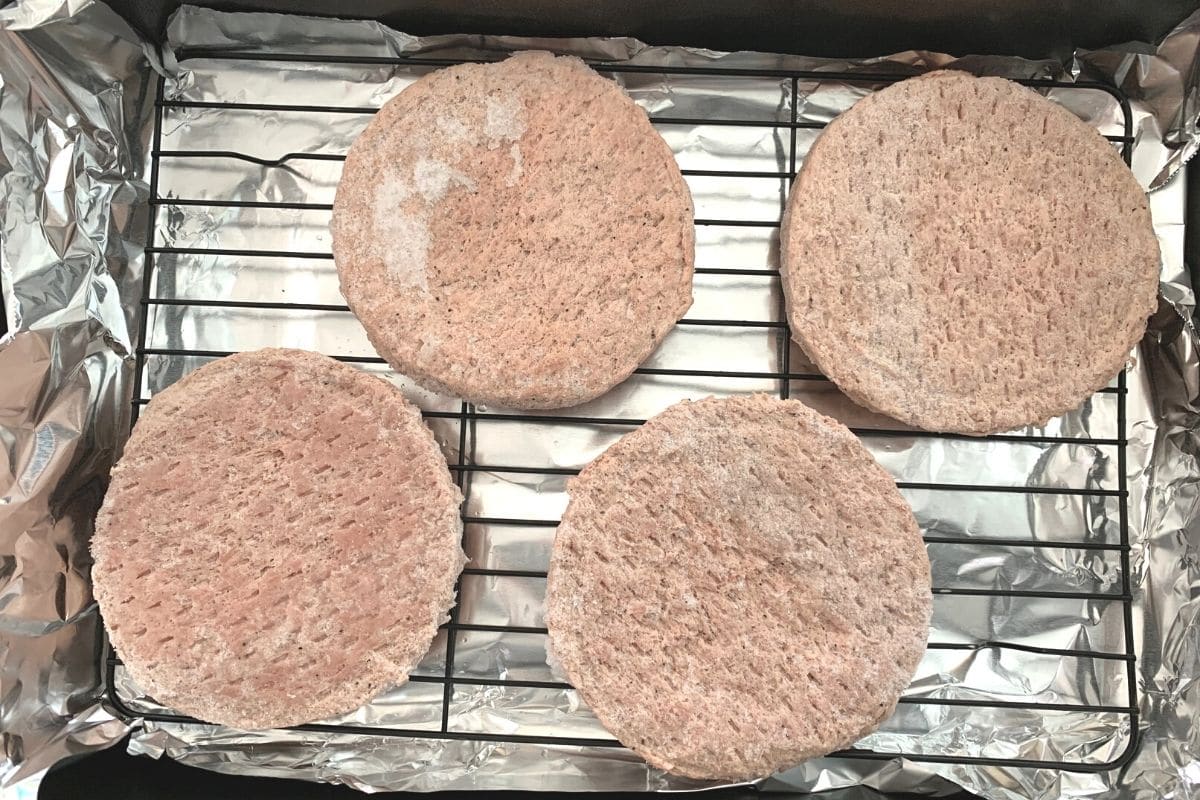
xmin=0 ymin=0 xmax=150 ymax=792
xmin=3 ymin=2 xmax=1200 ymax=797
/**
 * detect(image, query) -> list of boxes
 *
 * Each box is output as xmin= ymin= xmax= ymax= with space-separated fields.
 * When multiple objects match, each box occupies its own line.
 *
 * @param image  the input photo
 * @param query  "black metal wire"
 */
xmin=103 ymin=54 xmax=1142 ymax=776
xmin=0 ymin=274 xmax=8 ymax=339
xmin=129 ymin=73 xmax=167 ymax=428
xmin=1115 ymin=102 xmax=1142 ymax=766
xmin=440 ymin=399 xmax=472 ymax=732
xmin=779 ymin=76 xmax=799 ymax=401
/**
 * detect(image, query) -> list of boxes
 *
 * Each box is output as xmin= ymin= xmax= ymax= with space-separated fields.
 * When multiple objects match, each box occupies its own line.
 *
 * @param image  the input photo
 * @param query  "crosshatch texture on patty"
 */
xmin=332 ymin=51 xmax=695 ymax=409
xmin=782 ymin=70 xmax=1159 ymax=434
xmin=545 ymin=394 xmax=931 ymax=780
xmin=92 ymin=348 xmax=465 ymax=730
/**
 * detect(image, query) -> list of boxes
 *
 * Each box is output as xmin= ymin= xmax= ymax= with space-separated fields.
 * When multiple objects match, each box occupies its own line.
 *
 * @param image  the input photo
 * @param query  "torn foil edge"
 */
xmin=0 ymin=1 xmax=1198 ymax=798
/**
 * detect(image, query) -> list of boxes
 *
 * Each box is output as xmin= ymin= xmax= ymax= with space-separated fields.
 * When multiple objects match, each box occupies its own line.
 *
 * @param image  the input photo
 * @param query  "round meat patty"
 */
xmin=92 ymin=349 xmax=465 ymax=730
xmin=331 ymin=51 xmax=695 ymax=410
xmin=544 ymin=394 xmax=931 ymax=780
xmin=781 ymin=70 xmax=1159 ymax=435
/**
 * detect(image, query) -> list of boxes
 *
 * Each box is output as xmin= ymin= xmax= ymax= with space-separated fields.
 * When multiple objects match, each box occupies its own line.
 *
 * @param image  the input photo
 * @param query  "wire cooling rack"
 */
xmin=103 ymin=51 xmax=1140 ymax=777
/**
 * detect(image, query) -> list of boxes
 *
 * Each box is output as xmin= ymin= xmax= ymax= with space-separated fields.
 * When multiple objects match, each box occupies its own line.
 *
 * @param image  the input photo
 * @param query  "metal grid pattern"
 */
xmin=103 ymin=51 xmax=1141 ymax=776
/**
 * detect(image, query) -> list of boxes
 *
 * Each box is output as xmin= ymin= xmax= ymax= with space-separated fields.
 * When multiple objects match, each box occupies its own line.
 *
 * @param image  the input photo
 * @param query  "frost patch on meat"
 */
xmin=484 ymin=94 xmax=526 ymax=145
xmin=413 ymin=157 xmax=476 ymax=201
xmin=373 ymin=161 xmax=475 ymax=291
xmin=373 ymin=175 xmax=429 ymax=291
xmin=436 ymin=115 xmax=471 ymax=142
xmin=417 ymin=335 xmax=441 ymax=361
xmin=505 ymin=143 xmax=523 ymax=187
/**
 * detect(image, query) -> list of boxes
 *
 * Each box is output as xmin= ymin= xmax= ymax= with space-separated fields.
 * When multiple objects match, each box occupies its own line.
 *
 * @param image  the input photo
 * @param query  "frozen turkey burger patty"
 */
xmin=781 ymin=70 xmax=1159 ymax=435
xmin=92 ymin=348 xmax=464 ymax=730
xmin=544 ymin=394 xmax=931 ymax=780
xmin=331 ymin=51 xmax=695 ymax=410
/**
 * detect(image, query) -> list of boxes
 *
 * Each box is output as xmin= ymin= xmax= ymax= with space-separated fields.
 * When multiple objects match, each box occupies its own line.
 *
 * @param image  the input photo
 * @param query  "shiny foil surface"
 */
xmin=2 ymin=2 xmax=1200 ymax=797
